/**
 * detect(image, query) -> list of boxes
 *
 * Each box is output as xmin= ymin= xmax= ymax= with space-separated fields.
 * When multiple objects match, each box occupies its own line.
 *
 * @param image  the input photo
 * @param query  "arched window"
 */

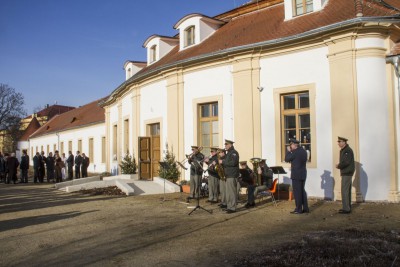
xmin=185 ymin=26 xmax=195 ymax=47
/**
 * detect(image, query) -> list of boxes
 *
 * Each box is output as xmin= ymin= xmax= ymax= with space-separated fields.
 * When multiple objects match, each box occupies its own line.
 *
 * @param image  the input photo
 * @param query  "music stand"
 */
xmin=269 ymin=166 xmax=286 ymax=200
xmin=188 ymin=160 xmax=212 ymax=215
xmin=159 ymin=161 xmax=171 ymax=202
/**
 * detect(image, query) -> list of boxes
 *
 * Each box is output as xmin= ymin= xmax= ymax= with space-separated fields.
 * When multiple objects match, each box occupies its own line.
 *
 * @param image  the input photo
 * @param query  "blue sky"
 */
xmin=0 ymin=0 xmax=249 ymax=114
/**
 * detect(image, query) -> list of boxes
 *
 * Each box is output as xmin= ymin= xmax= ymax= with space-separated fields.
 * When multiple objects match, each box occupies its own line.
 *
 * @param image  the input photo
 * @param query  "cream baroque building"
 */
xmin=100 ymin=0 xmax=400 ymax=202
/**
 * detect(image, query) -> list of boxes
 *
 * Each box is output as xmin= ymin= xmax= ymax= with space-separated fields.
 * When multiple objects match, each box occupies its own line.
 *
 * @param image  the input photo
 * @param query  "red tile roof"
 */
xmin=19 ymin=117 xmax=41 ymax=141
xmin=103 ymin=0 xmax=400 ymax=105
xmin=29 ymin=99 xmax=105 ymax=139
xmin=24 ymin=104 xmax=75 ymax=120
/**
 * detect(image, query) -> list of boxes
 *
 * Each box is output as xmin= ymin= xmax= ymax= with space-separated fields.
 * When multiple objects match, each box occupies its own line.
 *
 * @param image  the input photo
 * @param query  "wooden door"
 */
xmin=138 ymin=137 xmax=151 ymax=180
xmin=151 ymin=135 xmax=160 ymax=178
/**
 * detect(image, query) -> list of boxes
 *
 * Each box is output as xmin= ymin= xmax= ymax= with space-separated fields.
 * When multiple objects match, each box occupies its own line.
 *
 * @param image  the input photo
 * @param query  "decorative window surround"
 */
xmin=284 ymin=0 xmax=327 ymax=20
xmin=142 ymin=35 xmax=179 ymax=65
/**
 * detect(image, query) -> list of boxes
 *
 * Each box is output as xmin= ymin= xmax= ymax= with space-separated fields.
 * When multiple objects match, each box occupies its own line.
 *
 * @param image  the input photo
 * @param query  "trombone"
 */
xmin=176 ymin=146 xmax=203 ymax=170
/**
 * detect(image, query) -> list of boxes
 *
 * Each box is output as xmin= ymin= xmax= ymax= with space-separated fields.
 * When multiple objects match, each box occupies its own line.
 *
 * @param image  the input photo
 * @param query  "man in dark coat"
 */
xmin=0 ymin=152 xmax=5 ymax=183
xmin=20 ymin=149 xmax=29 ymax=183
xmin=6 ymin=153 xmax=19 ymax=184
xmin=220 ymin=139 xmax=240 ymax=214
xmin=187 ymin=146 xmax=204 ymax=202
xmin=336 ymin=136 xmax=355 ymax=214
xmin=285 ymin=139 xmax=309 ymax=214
xmin=66 ymin=151 xmax=74 ymax=180
xmin=74 ymin=151 xmax=82 ymax=179
xmin=33 ymin=152 xmax=41 ymax=183
xmin=39 ymin=151 xmax=46 ymax=182
xmin=81 ymin=153 xmax=90 ymax=178
xmin=46 ymin=152 xmax=55 ymax=183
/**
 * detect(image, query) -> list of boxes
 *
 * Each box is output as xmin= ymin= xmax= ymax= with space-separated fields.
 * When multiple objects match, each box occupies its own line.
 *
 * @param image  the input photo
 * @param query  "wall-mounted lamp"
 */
xmin=257 ymin=86 xmax=264 ymax=92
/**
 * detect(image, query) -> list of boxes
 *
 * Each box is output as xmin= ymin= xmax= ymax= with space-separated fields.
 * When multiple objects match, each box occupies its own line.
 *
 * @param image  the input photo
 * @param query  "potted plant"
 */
xmin=180 ymin=179 xmax=190 ymax=193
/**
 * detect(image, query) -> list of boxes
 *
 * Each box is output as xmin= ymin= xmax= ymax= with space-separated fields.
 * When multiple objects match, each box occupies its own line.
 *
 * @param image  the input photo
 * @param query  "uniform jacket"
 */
xmin=261 ymin=164 xmax=273 ymax=188
xmin=188 ymin=152 xmax=204 ymax=175
xmin=285 ymin=147 xmax=308 ymax=181
xmin=222 ymin=146 xmax=239 ymax=178
xmin=206 ymin=154 xmax=219 ymax=178
xmin=338 ymin=144 xmax=355 ymax=176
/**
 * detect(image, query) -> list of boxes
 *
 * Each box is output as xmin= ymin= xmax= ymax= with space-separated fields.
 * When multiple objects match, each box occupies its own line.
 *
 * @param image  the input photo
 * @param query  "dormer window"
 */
xmin=150 ymin=45 xmax=157 ymax=63
xmin=293 ymin=0 xmax=313 ymax=16
xmin=185 ymin=26 xmax=195 ymax=47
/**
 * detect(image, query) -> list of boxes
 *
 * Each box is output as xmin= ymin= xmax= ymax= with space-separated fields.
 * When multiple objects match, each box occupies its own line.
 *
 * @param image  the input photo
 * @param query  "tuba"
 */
xmin=250 ymin=157 xmax=262 ymax=186
xmin=215 ymin=149 xmax=226 ymax=181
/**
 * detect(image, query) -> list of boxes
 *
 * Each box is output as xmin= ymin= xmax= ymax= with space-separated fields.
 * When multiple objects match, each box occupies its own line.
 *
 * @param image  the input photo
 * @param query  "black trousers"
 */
xmin=292 ymin=179 xmax=309 ymax=212
xmin=75 ymin=165 xmax=81 ymax=178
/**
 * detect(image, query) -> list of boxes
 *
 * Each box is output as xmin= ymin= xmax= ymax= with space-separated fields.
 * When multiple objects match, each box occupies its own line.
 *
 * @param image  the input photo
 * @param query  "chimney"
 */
xmin=355 ymin=0 xmax=363 ymax=17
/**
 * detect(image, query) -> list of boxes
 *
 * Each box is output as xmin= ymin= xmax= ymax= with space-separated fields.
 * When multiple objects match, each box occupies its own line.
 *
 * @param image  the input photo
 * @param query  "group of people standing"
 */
xmin=0 ymin=150 xmax=91 ymax=184
xmin=0 ymin=152 xmax=24 ymax=184
xmin=32 ymin=150 xmax=90 ymax=183
xmin=184 ymin=135 xmax=355 ymax=215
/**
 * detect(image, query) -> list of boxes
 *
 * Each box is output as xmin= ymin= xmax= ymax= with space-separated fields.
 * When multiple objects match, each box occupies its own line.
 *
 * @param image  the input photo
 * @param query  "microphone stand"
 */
xmin=188 ymin=159 xmax=212 ymax=215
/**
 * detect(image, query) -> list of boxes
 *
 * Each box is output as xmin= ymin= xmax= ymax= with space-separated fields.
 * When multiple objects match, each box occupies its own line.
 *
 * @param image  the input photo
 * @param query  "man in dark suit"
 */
xmin=33 ymin=152 xmax=41 ymax=183
xmin=81 ymin=153 xmax=90 ymax=178
xmin=74 ymin=151 xmax=82 ymax=179
xmin=20 ymin=149 xmax=29 ymax=183
xmin=285 ymin=139 xmax=309 ymax=214
xmin=6 ymin=153 xmax=19 ymax=184
xmin=66 ymin=151 xmax=74 ymax=180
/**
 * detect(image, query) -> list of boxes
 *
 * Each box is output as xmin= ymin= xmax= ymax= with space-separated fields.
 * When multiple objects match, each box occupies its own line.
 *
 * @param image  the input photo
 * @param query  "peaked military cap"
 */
xmin=337 ymin=136 xmax=348 ymax=142
xmin=289 ymin=138 xmax=300 ymax=144
xmin=224 ymin=139 xmax=234 ymax=145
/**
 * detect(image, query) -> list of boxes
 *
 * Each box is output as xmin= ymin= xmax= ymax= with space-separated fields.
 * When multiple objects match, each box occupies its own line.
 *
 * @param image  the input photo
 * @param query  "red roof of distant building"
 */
xmin=24 ymin=104 xmax=75 ymax=120
xmin=29 ymin=99 xmax=105 ymax=139
xmin=19 ymin=117 xmax=41 ymax=141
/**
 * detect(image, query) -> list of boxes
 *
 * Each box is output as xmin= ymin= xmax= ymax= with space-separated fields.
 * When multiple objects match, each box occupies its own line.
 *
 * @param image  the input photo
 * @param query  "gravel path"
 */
xmin=1 ymin=182 xmax=399 ymax=266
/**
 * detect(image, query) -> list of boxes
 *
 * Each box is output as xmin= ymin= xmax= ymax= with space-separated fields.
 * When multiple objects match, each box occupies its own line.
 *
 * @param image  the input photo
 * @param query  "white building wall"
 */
xmin=260 ymin=46 xmax=333 ymax=199
xmin=183 ymin=65 xmax=232 ymax=179
xmin=16 ymin=141 xmax=29 ymax=161
xmin=140 ymin=80 xmax=168 ymax=143
xmin=356 ymin=55 xmax=390 ymax=201
xmin=29 ymin=123 xmax=106 ymax=173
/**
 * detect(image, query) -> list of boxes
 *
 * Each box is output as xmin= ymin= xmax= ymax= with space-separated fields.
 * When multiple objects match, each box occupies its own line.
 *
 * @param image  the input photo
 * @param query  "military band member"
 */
xmin=246 ymin=159 xmax=273 ymax=208
xmin=187 ymin=146 xmax=205 ymax=202
xmin=219 ymin=139 xmax=239 ymax=214
xmin=218 ymin=148 xmax=227 ymax=209
xmin=204 ymin=147 xmax=220 ymax=203
xmin=238 ymin=161 xmax=254 ymax=201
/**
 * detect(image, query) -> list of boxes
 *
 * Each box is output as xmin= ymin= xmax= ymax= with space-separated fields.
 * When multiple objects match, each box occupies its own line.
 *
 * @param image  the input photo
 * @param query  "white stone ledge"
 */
xmin=55 ymin=176 xmax=101 ymax=189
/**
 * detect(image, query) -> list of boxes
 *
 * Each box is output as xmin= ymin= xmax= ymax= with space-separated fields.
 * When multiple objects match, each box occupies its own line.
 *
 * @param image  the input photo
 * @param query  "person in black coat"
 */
xmin=81 ymin=153 xmax=90 ymax=178
xmin=33 ymin=152 xmax=41 ymax=183
xmin=20 ymin=150 xmax=29 ymax=183
xmin=74 ymin=151 xmax=82 ymax=179
xmin=46 ymin=152 xmax=55 ymax=183
xmin=285 ymin=139 xmax=309 ymax=214
xmin=6 ymin=153 xmax=19 ymax=184
xmin=39 ymin=151 xmax=46 ymax=182
xmin=66 ymin=151 xmax=74 ymax=180
xmin=0 ymin=152 xmax=5 ymax=183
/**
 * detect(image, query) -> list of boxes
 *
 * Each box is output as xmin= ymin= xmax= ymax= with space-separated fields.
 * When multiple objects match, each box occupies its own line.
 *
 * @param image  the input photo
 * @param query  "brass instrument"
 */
xmin=177 ymin=146 xmax=203 ymax=170
xmin=250 ymin=157 xmax=262 ymax=186
xmin=215 ymin=149 xmax=226 ymax=181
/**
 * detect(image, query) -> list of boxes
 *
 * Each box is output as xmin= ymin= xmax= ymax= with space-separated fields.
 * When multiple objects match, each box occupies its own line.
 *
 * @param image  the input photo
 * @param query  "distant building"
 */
xmin=28 ymin=99 xmax=106 ymax=174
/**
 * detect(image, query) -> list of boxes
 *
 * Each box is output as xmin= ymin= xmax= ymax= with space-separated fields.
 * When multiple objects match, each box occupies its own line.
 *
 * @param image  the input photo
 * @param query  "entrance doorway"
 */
xmin=138 ymin=123 xmax=160 ymax=180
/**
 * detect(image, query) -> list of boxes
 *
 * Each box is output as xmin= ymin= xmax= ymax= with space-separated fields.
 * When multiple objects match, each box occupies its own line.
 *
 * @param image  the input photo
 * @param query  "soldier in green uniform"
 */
xmin=219 ymin=139 xmax=239 ymax=214
xmin=336 ymin=136 xmax=355 ymax=214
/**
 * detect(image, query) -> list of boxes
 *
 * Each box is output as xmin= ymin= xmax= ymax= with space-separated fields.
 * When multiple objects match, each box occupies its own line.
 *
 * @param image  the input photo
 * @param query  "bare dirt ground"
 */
xmin=1 ymin=181 xmax=400 ymax=267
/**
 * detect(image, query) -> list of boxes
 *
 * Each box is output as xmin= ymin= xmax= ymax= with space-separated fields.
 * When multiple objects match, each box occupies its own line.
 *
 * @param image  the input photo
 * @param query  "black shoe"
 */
xmin=303 ymin=209 xmax=310 ymax=213
xmin=220 ymin=205 xmax=227 ymax=209
xmin=211 ymin=200 xmax=218 ymax=204
xmin=290 ymin=210 xmax=303 ymax=214
xmin=226 ymin=209 xmax=236 ymax=214
xmin=339 ymin=210 xmax=351 ymax=214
